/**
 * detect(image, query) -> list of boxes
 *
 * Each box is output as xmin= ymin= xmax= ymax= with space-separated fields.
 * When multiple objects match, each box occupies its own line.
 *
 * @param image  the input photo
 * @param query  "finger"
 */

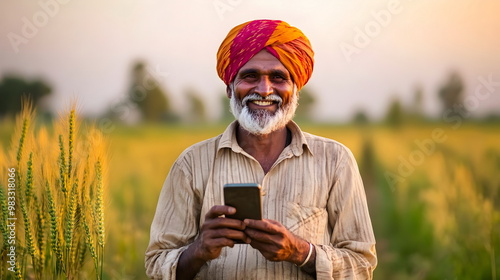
xmin=244 ymin=227 xmax=274 ymax=243
xmin=201 ymin=236 xmax=236 ymax=249
xmin=246 ymin=239 xmax=283 ymax=261
xmin=244 ymin=219 xmax=280 ymax=233
xmin=211 ymin=228 xmax=249 ymax=240
xmin=204 ymin=216 xmax=247 ymax=231
xmin=205 ymin=205 xmax=236 ymax=219
xmin=203 ymin=228 xmax=251 ymax=248
xmin=221 ymin=229 xmax=251 ymax=244
xmin=248 ymin=239 xmax=274 ymax=252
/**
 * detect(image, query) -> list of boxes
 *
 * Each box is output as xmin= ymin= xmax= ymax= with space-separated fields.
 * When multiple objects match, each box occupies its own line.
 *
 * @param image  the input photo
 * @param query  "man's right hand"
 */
xmin=176 ymin=205 xmax=250 ymax=279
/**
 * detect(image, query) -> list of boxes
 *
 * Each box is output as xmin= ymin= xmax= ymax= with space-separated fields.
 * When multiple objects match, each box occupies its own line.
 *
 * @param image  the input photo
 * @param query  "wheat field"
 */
xmin=0 ymin=105 xmax=106 ymax=279
xmin=1 ymin=116 xmax=499 ymax=279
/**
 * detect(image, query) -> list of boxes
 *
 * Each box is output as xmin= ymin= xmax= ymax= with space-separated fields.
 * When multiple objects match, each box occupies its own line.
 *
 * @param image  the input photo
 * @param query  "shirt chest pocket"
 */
xmin=284 ymin=202 xmax=328 ymax=243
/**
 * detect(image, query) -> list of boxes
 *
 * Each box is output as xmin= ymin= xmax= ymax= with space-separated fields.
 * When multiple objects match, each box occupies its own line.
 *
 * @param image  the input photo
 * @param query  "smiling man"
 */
xmin=145 ymin=19 xmax=377 ymax=280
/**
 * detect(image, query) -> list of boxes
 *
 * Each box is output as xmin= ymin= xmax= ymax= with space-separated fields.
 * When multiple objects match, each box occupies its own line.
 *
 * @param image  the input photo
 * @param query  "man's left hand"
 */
xmin=243 ymin=219 xmax=309 ymax=265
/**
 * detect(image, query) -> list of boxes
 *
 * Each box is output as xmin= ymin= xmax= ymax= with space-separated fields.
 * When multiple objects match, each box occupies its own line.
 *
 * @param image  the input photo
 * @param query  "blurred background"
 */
xmin=1 ymin=0 xmax=499 ymax=279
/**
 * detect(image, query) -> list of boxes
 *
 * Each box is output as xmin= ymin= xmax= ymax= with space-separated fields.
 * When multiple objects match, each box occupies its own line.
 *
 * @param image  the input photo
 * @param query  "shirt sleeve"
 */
xmin=145 ymin=155 xmax=201 ymax=279
xmin=315 ymin=147 xmax=377 ymax=279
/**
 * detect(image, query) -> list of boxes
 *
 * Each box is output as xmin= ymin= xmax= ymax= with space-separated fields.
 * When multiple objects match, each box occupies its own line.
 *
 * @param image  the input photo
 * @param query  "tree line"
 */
xmin=0 ymin=62 xmax=497 ymax=124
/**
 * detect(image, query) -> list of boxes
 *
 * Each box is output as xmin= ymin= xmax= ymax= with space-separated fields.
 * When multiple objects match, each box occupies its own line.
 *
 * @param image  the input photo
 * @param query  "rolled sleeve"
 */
xmin=146 ymin=246 xmax=189 ymax=280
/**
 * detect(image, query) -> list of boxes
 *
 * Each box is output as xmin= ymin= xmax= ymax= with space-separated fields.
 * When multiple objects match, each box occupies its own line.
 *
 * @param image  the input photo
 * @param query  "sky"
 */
xmin=1 ymin=0 xmax=499 ymax=122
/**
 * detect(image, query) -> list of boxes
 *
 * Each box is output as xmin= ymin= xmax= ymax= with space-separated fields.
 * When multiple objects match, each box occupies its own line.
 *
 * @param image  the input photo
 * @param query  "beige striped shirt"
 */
xmin=145 ymin=121 xmax=377 ymax=279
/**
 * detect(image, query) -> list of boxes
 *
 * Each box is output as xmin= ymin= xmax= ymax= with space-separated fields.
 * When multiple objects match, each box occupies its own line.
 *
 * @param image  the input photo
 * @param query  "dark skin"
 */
xmin=235 ymin=124 xmax=287 ymax=173
xmin=176 ymin=206 xmax=249 ymax=279
xmin=176 ymin=51 xmax=316 ymax=279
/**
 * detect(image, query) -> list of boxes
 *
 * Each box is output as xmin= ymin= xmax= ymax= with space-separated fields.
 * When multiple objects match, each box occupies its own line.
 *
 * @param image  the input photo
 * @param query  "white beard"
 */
xmin=229 ymin=87 xmax=298 ymax=136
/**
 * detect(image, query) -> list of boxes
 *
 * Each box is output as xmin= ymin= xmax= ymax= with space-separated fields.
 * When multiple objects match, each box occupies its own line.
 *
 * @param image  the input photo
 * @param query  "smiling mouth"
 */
xmin=241 ymin=93 xmax=283 ymax=108
xmin=250 ymin=100 xmax=277 ymax=106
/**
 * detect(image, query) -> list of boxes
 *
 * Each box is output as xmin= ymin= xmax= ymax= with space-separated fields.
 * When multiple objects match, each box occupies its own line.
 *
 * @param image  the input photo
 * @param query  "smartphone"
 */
xmin=223 ymin=183 xmax=262 ymax=221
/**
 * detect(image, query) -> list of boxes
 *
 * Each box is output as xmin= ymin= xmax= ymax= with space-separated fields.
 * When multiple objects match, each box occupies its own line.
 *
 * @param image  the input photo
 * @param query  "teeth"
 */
xmin=252 ymin=100 xmax=274 ymax=106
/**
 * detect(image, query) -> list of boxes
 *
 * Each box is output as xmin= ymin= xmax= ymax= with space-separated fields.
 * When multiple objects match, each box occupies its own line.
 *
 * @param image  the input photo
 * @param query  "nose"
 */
xmin=254 ymin=76 xmax=273 ymax=97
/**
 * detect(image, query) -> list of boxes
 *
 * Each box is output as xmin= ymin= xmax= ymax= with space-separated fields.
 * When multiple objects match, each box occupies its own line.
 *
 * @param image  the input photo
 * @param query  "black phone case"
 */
xmin=223 ymin=183 xmax=262 ymax=221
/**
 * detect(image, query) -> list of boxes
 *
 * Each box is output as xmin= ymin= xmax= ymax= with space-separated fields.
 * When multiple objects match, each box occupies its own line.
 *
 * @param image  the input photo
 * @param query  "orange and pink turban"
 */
xmin=216 ymin=19 xmax=314 ymax=91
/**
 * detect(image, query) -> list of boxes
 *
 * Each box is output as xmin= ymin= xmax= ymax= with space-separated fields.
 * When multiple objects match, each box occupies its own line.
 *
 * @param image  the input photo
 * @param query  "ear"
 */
xmin=226 ymin=85 xmax=232 ymax=98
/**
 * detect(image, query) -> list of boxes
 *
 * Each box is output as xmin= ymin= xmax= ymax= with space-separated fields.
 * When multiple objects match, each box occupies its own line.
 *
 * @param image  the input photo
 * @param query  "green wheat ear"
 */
xmin=83 ymin=213 xmax=98 ymax=277
xmin=3 ymin=102 xmax=108 ymax=278
xmin=65 ymin=179 xmax=78 ymax=266
xmin=70 ymin=213 xmax=83 ymax=271
xmin=16 ymin=118 xmax=29 ymax=167
xmin=95 ymin=161 xmax=105 ymax=248
xmin=46 ymin=181 xmax=63 ymax=268
xmin=58 ymin=134 xmax=67 ymax=194
xmin=25 ymin=152 xmax=34 ymax=204
xmin=14 ymin=260 xmax=23 ymax=280
xmin=14 ymin=100 xmax=34 ymax=169
xmin=20 ymin=189 xmax=36 ymax=268
xmin=76 ymin=232 xmax=87 ymax=270
xmin=67 ymin=109 xmax=75 ymax=180
xmin=33 ymin=195 xmax=46 ymax=274
xmin=0 ymin=187 xmax=9 ymax=250
xmin=95 ymin=160 xmax=105 ymax=280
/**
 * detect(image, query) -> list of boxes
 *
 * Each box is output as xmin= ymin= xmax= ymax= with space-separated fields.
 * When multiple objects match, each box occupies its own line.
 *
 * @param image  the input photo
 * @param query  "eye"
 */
xmin=242 ymin=73 xmax=257 ymax=80
xmin=271 ymin=75 xmax=285 ymax=82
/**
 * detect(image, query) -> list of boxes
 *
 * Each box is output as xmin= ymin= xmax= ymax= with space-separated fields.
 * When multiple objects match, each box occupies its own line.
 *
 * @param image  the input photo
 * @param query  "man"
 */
xmin=145 ymin=19 xmax=377 ymax=279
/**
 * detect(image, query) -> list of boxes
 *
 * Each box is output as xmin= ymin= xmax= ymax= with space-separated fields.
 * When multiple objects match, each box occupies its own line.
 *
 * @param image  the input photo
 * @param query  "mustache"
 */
xmin=241 ymin=93 xmax=283 ymax=107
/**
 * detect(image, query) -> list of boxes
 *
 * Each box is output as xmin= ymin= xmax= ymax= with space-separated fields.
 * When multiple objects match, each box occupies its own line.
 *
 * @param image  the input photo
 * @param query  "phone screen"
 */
xmin=223 ymin=183 xmax=262 ymax=220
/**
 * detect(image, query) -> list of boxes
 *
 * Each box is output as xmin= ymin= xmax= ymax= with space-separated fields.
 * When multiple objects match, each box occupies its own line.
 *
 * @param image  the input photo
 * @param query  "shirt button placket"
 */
xmin=261 ymin=176 xmax=268 ymax=196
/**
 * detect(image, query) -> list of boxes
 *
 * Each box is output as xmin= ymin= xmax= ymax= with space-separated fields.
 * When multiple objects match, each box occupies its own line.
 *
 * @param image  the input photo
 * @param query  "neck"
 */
xmin=236 ymin=123 xmax=291 ymax=173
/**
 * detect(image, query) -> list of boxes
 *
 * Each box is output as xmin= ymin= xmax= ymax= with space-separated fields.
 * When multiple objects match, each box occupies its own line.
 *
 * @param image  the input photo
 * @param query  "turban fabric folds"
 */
xmin=216 ymin=19 xmax=314 ymax=91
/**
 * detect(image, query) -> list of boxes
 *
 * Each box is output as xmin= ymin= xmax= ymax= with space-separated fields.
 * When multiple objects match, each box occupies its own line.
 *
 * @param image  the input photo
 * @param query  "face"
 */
xmin=228 ymin=50 xmax=298 ymax=135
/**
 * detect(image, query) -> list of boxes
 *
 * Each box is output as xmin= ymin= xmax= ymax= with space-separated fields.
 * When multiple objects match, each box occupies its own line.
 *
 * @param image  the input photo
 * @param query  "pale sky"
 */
xmin=1 ymin=0 xmax=499 ymax=121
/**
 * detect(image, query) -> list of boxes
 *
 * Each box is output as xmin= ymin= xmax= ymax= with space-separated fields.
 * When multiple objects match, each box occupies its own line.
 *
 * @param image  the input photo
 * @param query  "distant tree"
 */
xmin=295 ymin=86 xmax=316 ymax=121
xmin=219 ymin=93 xmax=233 ymax=123
xmin=384 ymin=96 xmax=404 ymax=127
xmin=359 ymin=136 xmax=376 ymax=189
xmin=185 ymin=88 xmax=207 ymax=123
xmin=438 ymin=71 xmax=465 ymax=119
xmin=482 ymin=113 xmax=500 ymax=123
xmin=352 ymin=108 xmax=370 ymax=125
xmin=412 ymin=86 xmax=424 ymax=115
xmin=0 ymin=75 xmax=52 ymax=118
xmin=408 ymin=85 xmax=426 ymax=122
xmin=128 ymin=61 xmax=176 ymax=122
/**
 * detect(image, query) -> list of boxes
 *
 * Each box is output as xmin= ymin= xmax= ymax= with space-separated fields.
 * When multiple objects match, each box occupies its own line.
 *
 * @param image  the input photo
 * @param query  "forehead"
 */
xmin=237 ymin=50 xmax=290 ymax=74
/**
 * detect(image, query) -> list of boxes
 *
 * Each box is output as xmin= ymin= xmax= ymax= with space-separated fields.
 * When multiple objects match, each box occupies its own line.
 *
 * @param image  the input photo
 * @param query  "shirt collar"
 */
xmin=217 ymin=120 xmax=312 ymax=157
